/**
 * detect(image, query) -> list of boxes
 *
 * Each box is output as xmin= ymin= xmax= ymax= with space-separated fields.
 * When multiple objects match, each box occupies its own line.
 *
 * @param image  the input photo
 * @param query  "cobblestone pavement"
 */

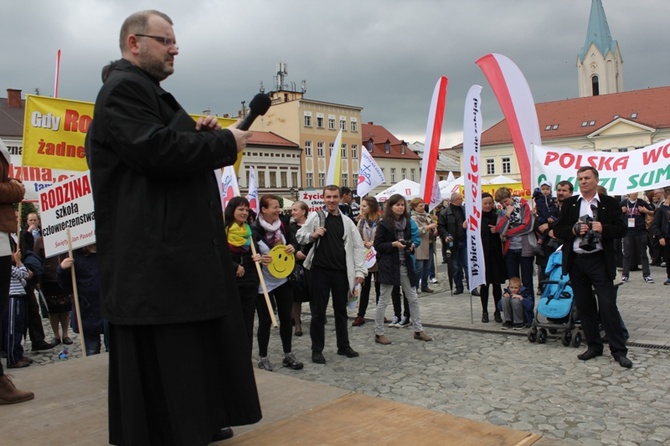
xmin=15 ymin=264 xmax=670 ymax=445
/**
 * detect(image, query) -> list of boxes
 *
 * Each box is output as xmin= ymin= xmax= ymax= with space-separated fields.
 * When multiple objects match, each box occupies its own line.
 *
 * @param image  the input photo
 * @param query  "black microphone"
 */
xmin=237 ymin=93 xmax=271 ymax=130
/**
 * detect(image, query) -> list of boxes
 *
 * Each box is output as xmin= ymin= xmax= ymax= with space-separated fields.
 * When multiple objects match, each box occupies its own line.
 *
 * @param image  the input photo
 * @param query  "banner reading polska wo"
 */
xmin=22 ymin=95 xmax=94 ymax=171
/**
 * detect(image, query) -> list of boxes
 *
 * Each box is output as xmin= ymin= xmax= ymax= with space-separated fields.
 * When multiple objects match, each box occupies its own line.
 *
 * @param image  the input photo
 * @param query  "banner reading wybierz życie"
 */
xmin=533 ymin=141 xmax=670 ymax=195
xmin=40 ymin=171 xmax=96 ymax=258
xmin=463 ymin=85 xmax=485 ymax=292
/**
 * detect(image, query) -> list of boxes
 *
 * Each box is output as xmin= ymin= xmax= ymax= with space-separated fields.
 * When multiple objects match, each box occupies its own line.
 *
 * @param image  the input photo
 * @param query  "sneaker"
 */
xmin=257 ymin=357 xmax=274 ymax=372
xmin=621 ymin=276 xmax=628 ymax=282
xmin=398 ymin=316 xmax=410 ymax=328
xmin=421 ymin=288 xmax=434 ymax=294
xmin=664 ymin=278 xmax=670 ymax=286
xmin=352 ymin=316 xmax=366 ymax=326
xmin=644 ymin=276 xmax=654 ymax=284
xmin=501 ymin=321 xmax=513 ymax=330
xmin=430 ymin=277 xmax=438 ymax=284
xmin=282 ymin=352 xmax=304 ymax=370
xmin=388 ymin=316 xmax=400 ymax=327
xmin=513 ymin=323 xmax=525 ymax=330
xmin=470 ymin=288 xmax=480 ymax=296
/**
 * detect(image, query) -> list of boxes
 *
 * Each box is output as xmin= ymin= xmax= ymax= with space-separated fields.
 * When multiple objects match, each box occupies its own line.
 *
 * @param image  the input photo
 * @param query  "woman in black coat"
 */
xmin=225 ymin=197 xmax=262 ymax=352
xmin=479 ymin=192 xmax=506 ymax=323
xmin=373 ymin=194 xmax=432 ymax=345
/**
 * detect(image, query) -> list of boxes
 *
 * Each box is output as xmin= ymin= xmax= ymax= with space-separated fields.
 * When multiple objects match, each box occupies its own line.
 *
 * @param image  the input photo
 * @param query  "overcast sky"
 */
xmin=2 ymin=0 xmax=669 ymax=147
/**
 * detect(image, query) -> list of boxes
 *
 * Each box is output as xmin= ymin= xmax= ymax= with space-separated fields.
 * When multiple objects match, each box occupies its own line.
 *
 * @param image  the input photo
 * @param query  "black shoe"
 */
xmin=31 ymin=341 xmax=56 ymax=351
xmin=471 ymin=288 xmax=480 ymax=296
xmin=494 ymin=311 xmax=502 ymax=323
xmin=453 ymin=289 xmax=464 ymax=295
xmin=282 ymin=352 xmax=304 ymax=370
xmin=577 ymin=349 xmax=603 ymax=361
xmin=337 ymin=347 xmax=359 ymax=358
xmin=311 ymin=351 xmax=326 ymax=364
xmin=481 ymin=311 xmax=489 ymax=323
xmin=212 ymin=427 xmax=234 ymax=441
xmin=616 ymin=356 xmax=632 ymax=368
xmin=501 ymin=321 xmax=513 ymax=330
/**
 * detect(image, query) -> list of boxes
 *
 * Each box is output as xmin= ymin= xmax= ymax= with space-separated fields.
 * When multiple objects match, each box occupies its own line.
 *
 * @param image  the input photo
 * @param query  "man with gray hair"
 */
xmin=438 ymin=192 xmax=468 ymax=294
xmin=86 ymin=10 xmax=261 ymax=444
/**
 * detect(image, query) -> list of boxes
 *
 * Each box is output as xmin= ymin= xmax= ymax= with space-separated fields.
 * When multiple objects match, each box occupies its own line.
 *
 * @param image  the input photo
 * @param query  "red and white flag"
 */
xmin=463 ymin=85 xmax=486 ymax=292
xmin=419 ymin=76 xmax=448 ymax=210
xmin=221 ymin=165 xmax=240 ymax=210
xmin=54 ymin=49 xmax=61 ymax=98
xmin=357 ymin=146 xmax=385 ymax=197
xmin=475 ymin=53 xmax=541 ymax=190
xmin=246 ymin=166 xmax=259 ymax=215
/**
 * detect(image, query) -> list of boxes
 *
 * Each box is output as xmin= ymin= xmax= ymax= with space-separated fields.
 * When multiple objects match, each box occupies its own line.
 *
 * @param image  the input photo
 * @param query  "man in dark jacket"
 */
xmin=86 ymin=10 xmax=260 ymax=444
xmin=553 ymin=167 xmax=630 ymax=368
xmin=438 ymin=192 xmax=468 ymax=294
xmin=620 ymin=191 xmax=655 ymax=283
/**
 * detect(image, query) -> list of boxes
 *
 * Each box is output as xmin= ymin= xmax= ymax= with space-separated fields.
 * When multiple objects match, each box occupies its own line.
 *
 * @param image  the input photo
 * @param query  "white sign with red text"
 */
xmin=40 ymin=170 xmax=96 ymax=258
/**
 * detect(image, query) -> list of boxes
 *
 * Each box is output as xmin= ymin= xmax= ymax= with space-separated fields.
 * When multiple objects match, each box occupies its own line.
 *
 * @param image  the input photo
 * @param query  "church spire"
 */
xmin=577 ymin=0 xmax=623 ymax=97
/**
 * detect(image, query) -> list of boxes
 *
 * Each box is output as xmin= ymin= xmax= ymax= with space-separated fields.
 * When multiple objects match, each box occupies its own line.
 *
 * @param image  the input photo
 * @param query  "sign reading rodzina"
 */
xmin=40 ymin=170 xmax=96 ymax=258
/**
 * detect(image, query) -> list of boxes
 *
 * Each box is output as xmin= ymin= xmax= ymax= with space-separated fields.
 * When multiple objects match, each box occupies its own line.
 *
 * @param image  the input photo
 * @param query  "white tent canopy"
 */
xmin=489 ymin=175 xmax=518 ymax=184
xmin=374 ymin=179 xmax=420 ymax=203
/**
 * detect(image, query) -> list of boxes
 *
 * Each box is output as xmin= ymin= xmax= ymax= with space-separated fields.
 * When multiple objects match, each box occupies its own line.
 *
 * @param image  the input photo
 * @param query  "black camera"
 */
xmin=576 ymin=214 xmax=600 ymax=251
xmin=398 ymin=239 xmax=415 ymax=255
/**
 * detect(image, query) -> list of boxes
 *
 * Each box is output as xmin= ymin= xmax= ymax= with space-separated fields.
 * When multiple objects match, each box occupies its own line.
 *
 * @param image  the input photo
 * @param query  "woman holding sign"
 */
xmin=251 ymin=195 xmax=303 ymax=371
xmin=352 ymin=197 xmax=381 ymax=326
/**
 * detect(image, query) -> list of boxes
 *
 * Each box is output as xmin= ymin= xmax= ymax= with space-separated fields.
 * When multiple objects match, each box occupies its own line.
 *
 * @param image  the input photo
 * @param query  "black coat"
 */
xmin=553 ymin=194 xmax=627 ymax=280
xmin=481 ymin=209 xmax=506 ymax=284
xmin=86 ymin=59 xmax=241 ymax=325
xmin=374 ymin=218 xmax=417 ymax=287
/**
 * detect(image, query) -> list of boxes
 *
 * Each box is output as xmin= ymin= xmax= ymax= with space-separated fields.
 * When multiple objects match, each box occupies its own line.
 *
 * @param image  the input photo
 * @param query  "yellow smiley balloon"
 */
xmin=267 ymin=244 xmax=295 ymax=279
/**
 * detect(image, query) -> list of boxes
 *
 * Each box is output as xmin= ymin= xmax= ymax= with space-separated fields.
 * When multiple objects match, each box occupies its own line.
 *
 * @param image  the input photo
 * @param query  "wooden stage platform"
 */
xmin=1 ymin=354 xmax=543 ymax=445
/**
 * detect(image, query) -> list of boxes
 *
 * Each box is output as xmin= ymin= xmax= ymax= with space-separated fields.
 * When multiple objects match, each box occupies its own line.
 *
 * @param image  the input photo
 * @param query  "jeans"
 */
xmin=415 ymin=259 xmax=431 ymax=291
xmin=375 ymin=266 xmax=423 ymax=335
xmin=504 ymin=249 xmax=534 ymax=295
xmin=450 ymin=242 xmax=467 ymax=291
xmin=622 ymin=233 xmax=651 ymax=277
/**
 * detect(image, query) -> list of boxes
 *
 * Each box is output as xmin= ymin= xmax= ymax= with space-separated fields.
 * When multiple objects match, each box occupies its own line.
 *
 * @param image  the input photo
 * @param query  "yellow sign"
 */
xmin=22 ymin=97 xmax=244 ymax=172
xmin=267 ymin=244 xmax=295 ymax=279
xmin=22 ymin=95 xmax=93 ymax=171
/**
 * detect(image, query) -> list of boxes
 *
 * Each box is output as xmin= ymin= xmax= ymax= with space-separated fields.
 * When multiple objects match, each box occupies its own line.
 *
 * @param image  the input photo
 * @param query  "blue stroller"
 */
xmin=527 ymin=248 xmax=583 ymax=347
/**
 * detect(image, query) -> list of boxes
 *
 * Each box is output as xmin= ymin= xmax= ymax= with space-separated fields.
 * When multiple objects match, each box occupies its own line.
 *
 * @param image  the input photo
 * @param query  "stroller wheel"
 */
xmin=527 ymin=328 xmax=537 ymax=343
xmin=538 ymin=328 xmax=548 ymax=344
xmin=561 ymin=331 xmax=572 ymax=347
xmin=571 ymin=330 xmax=582 ymax=348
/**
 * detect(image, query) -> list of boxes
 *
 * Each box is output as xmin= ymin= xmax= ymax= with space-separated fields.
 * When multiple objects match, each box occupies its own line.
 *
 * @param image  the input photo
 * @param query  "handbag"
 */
xmin=287 ymin=263 xmax=306 ymax=289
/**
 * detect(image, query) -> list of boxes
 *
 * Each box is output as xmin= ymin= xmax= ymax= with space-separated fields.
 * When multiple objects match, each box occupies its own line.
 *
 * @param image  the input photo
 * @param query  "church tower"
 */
xmin=577 ymin=0 xmax=623 ymax=97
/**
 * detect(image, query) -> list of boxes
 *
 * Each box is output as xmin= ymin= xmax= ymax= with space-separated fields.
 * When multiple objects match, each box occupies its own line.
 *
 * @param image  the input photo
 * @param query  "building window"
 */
xmin=367 ymin=141 xmax=373 ymax=152
xmin=350 ymin=119 xmax=357 ymax=132
xmin=328 ymin=142 xmax=334 ymax=159
xmin=340 ymin=116 xmax=346 ymax=130
xmin=341 ymin=173 xmax=348 ymax=186
xmin=385 ymin=142 xmax=390 ymax=154
xmin=305 ymin=140 xmax=312 ymax=157
xmin=317 ymin=142 xmax=324 ymax=157
xmin=258 ymin=170 xmax=266 ymax=188
xmin=502 ymin=157 xmax=511 ymax=174
xmin=351 ymin=144 xmax=358 ymax=159
xmin=591 ymin=75 xmax=599 ymax=96
xmin=291 ymin=172 xmax=298 ymax=187
xmin=269 ymin=171 xmax=277 ymax=188
xmin=401 ymin=168 xmax=406 ymax=179
xmin=280 ymin=171 xmax=287 ymax=188
xmin=410 ymin=168 xmax=416 ymax=181
xmin=304 ymin=112 xmax=312 ymax=127
xmin=341 ymin=144 xmax=347 ymax=159
xmin=306 ymin=173 xmax=313 ymax=187
xmin=381 ymin=168 xmax=386 ymax=183
xmin=400 ymin=144 xmax=405 ymax=155
xmin=328 ymin=115 xmax=335 ymax=130
xmin=486 ymin=158 xmax=495 ymax=175
xmin=318 ymin=173 xmax=325 ymax=187
xmin=391 ymin=168 xmax=396 ymax=183
xmin=316 ymin=113 xmax=324 ymax=128
xmin=618 ymin=148 xmax=628 ymax=152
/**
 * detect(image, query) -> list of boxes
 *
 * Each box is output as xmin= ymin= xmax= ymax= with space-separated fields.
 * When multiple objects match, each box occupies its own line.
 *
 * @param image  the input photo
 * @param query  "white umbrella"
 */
xmin=374 ymin=179 xmax=420 ymax=203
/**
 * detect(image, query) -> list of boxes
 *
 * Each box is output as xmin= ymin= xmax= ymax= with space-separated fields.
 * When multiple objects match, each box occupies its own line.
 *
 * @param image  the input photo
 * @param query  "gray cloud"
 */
xmin=2 ymin=0 xmax=668 ymax=147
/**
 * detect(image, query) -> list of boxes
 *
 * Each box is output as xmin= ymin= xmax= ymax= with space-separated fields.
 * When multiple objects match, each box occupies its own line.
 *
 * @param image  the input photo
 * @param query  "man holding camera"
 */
xmin=553 ymin=167 xmax=630 ymax=368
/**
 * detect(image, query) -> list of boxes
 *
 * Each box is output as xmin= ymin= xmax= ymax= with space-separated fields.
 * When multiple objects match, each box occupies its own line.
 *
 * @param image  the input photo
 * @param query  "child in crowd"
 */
xmin=2 ymin=250 xmax=31 ymax=368
xmin=500 ymin=276 xmax=533 ymax=330
xmin=533 ymin=180 xmax=559 ymax=247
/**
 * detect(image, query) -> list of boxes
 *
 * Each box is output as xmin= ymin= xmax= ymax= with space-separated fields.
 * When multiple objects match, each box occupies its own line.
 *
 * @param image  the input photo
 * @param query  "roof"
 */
xmin=578 ymin=0 xmax=620 ymax=63
xmin=361 ymin=122 xmax=421 ymax=160
xmin=472 ymin=86 xmax=670 ymax=147
xmin=248 ymin=131 xmax=299 ymax=149
xmin=0 ymin=98 xmax=26 ymax=137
